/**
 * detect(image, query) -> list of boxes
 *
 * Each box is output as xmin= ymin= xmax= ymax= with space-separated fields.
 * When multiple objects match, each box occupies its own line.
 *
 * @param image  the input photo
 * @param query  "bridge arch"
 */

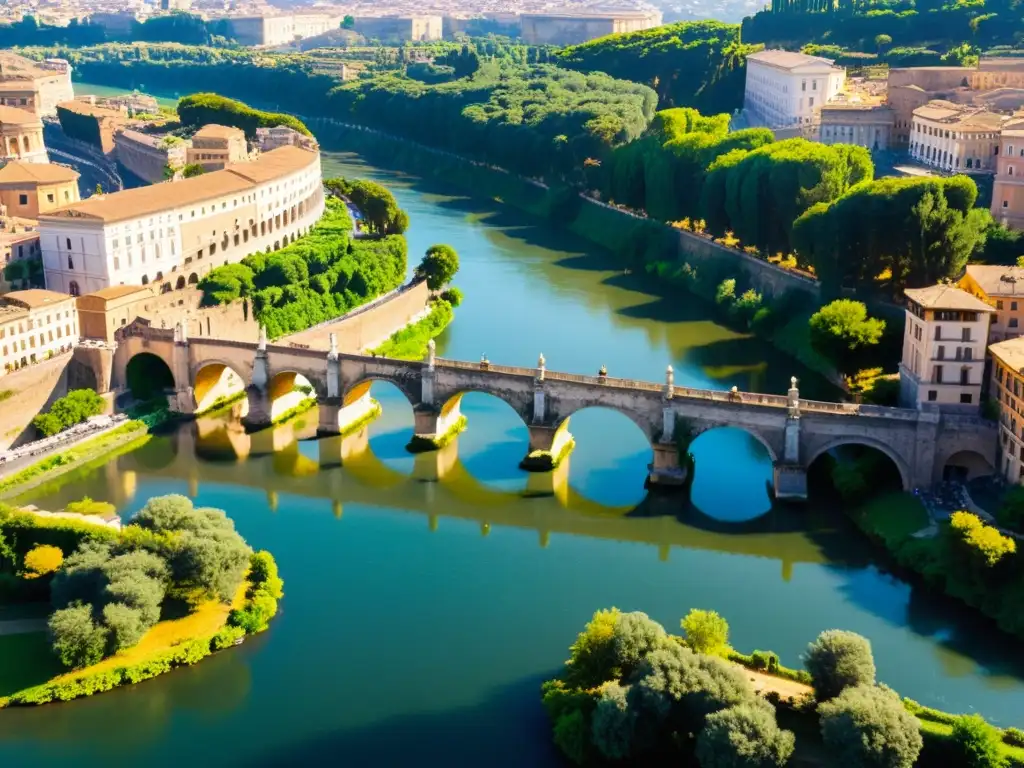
xmin=806 ymin=437 xmax=911 ymax=492
xmin=267 ymin=369 xmax=319 ymax=423
xmin=690 ymin=422 xmax=779 ymax=463
xmin=125 ymin=351 xmax=176 ymax=401
xmin=554 ymin=403 xmax=659 ymax=445
xmin=439 ymin=389 xmax=531 ymax=428
xmin=343 ymin=376 xmax=419 ymax=409
xmin=192 ymin=360 xmax=250 ymax=416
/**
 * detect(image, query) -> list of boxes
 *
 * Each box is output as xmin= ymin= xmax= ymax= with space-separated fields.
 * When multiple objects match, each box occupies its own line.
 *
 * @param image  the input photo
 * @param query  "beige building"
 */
xmin=743 ymin=50 xmax=846 ymax=130
xmin=76 ymin=284 xmax=156 ymax=343
xmin=519 ymin=10 xmax=660 ymax=45
xmin=0 ymin=288 xmax=78 ymax=375
xmin=0 ymin=105 xmax=47 ymax=164
xmin=991 ymin=116 xmax=1024 ymax=230
xmin=115 ymin=129 xmax=187 ymax=184
xmin=352 ymin=15 xmax=443 ymax=43
xmin=0 ymin=161 xmax=80 ymax=219
xmin=910 ymin=100 xmax=1008 ymax=173
xmin=0 ymin=220 xmax=41 ymax=292
xmin=819 ymin=103 xmax=894 ymax=149
xmin=0 ymin=53 xmax=74 ymax=117
xmin=38 ymin=145 xmax=324 ymax=295
xmin=256 ymin=125 xmax=318 ymax=153
xmin=899 ymin=284 xmax=993 ymax=412
xmin=987 ymin=337 xmax=1024 ymax=482
xmin=186 ymin=124 xmax=248 ymax=171
xmin=959 ymin=265 xmax=1024 ymax=341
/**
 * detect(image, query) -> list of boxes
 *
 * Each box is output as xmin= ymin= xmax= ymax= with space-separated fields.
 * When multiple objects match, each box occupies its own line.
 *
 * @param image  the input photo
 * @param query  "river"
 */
xmin=0 ymin=89 xmax=1021 ymax=764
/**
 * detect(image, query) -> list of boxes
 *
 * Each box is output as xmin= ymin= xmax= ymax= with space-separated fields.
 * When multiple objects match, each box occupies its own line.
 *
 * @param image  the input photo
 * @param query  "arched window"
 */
xmin=22 ymin=136 xmax=29 ymax=152
xmin=175 ymin=275 xmax=186 ymax=290
xmin=68 ymin=280 xmax=80 ymax=297
xmin=141 ymin=275 xmax=149 ymax=285
xmin=67 ymin=255 xmax=74 ymax=270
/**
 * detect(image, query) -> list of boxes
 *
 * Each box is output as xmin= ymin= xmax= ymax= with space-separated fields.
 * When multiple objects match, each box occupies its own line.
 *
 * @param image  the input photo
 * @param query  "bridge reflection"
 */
xmin=77 ymin=414 xmax=871 ymax=579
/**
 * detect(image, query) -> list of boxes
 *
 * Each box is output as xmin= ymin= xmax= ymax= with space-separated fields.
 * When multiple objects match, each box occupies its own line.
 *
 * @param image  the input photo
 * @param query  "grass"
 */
xmin=368 ymin=298 xmax=454 ymax=360
xmin=853 ymin=491 xmax=931 ymax=547
xmin=917 ymin=716 xmax=1024 ymax=765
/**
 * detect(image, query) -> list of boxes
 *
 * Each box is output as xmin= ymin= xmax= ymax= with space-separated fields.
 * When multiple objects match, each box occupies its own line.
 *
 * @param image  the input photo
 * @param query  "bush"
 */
xmin=819 ymin=684 xmax=922 ymax=768
xmin=32 ymin=389 xmax=105 ymax=436
xmin=566 ymin=607 xmax=622 ymax=687
xmin=612 ymin=611 xmax=667 ymax=674
xmin=805 ymin=629 xmax=876 ymax=701
xmin=997 ymin=487 xmax=1024 ymax=533
xmin=102 ymin=602 xmax=147 ymax=652
xmin=950 ymin=714 xmax=1007 ymax=768
xmin=553 ymin=709 xmax=589 ymax=765
xmin=415 ymin=244 xmax=460 ymax=290
xmin=682 ymin=609 xmax=730 ymax=656
xmin=439 ymin=286 xmax=463 ymax=307
xmin=23 ymin=544 xmax=63 ymax=576
xmin=696 ymin=700 xmax=795 ymax=768
xmin=591 ymin=682 xmax=635 ymax=760
xmin=65 ymin=496 xmax=117 ymax=517
xmin=1003 ymin=727 xmax=1024 ymax=749
xmin=808 ymin=300 xmax=886 ymax=377
xmin=211 ymin=623 xmax=246 ymax=651
xmin=49 ymin=603 xmax=108 ymax=669
xmin=950 ymin=511 xmax=1017 ymax=566
xmin=750 ymin=650 xmax=780 ymax=674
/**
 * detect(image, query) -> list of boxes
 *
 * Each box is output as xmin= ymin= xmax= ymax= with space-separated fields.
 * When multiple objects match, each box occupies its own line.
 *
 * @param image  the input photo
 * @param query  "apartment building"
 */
xmin=0 ymin=161 xmax=80 ymax=219
xmin=186 ymin=124 xmax=248 ymax=171
xmin=0 ymin=289 xmax=78 ymax=375
xmin=960 ymin=264 xmax=1024 ymax=341
xmin=899 ymin=284 xmax=993 ymax=412
xmin=987 ymin=337 xmax=1024 ymax=482
xmin=910 ymin=100 xmax=1008 ymax=173
xmin=38 ymin=145 xmax=324 ymax=296
xmin=991 ymin=116 xmax=1024 ymax=230
xmin=743 ymin=50 xmax=846 ymax=130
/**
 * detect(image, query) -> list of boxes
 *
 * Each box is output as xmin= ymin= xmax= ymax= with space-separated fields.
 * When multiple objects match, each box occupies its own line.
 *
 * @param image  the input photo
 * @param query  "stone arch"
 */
xmin=806 ymin=437 xmax=911 ymax=491
xmin=175 ymin=275 xmax=186 ymax=290
xmin=141 ymin=275 xmax=149 ymax=285
xmin=554 ymin=403 xmax=658 ymax=445
xmin=343 ymin=376 xmax=418 ymax=409
xmin=438 ymin=388 xmax=531 ymax=427
xmin=267 ymin=369 xmax=321 ymax=423
xmin=690 ymin=423 xmax=779 ymax=463
xmin=940 ymin=449 xmax=995 ymax=483
xmin=192 ymin=360 xmax=250 ymax=415
xmin=125 ymin=351 xmax=176 ymax=401
xmin=187 ymin=272 xmax=199 ymax=285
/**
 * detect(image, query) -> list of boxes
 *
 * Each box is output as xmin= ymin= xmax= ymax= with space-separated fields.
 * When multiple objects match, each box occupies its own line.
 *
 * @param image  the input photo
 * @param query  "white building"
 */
xmin=0 ymin=289 xmax=78 ymax=375
xmin=743 ymin=50 xmax=846 ymax=130
xmin=38 ymin=146 xmax=324 ymax=296
xmin=910 ymin=100 xmax=1009 ymax=173
xmin=899 ymin=284 xmax=994 ymax=413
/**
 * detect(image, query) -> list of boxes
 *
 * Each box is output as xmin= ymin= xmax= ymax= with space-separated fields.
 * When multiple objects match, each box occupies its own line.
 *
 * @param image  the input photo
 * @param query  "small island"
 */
xmin=0 ymin=494 xmax=282 ymax=706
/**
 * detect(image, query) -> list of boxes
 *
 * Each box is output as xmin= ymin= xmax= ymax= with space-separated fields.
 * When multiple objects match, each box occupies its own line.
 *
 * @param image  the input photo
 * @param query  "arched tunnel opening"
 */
xmin=807 ymin=443 xmax=907 ymax=508
xmin=125 ymin=353 xmax=175 ymax=402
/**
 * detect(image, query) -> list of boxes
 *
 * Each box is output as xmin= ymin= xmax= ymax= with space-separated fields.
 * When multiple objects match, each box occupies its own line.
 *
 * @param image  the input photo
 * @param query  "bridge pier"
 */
xmin=317 ymin=424 xmax=371 ymax=469
xmin=521 ymin=423 xmax=575 ymax=471
xmin=647 ymin=442 xmax=689 ymax=489
xmin=412 ymin=439 xmax=460 ymax=482
xmin=408 ymin=402 xmax=466 ymax=453
xmin=317 ymin=393 xmax=381 ymax=436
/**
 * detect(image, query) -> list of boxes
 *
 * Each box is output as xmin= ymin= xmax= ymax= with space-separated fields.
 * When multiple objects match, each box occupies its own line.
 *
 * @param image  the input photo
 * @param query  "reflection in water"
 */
xmin=689 ymin=428 xmax=774 ymax=523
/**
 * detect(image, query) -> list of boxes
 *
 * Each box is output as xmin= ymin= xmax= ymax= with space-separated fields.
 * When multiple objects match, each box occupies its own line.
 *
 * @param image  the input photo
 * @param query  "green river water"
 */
xmin=0 ymin=86 xmax=1020 ymax=765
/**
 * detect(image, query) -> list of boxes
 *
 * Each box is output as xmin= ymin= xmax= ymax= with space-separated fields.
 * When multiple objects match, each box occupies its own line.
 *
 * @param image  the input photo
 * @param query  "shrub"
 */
xmin=439 ymin=286 xmax=463 ymax=307
xmin=950 ymin=714 xmax=1007 ymax=768
xmin=612 ymin=611 xmax=667 ymax=674
xmin=553 ymin=709 xmax=588 ymax=765
xmin=247 ymin=550 xmax=284 ymax=600
xmin=805 ymin=629 xmax=876 ymax=701
xmin=682 ymin=609 xmax=730 ymax=656
xmin=1003 ymin=727 xmax=1024 ymax=749
xmin=750 ymin=650 xmax=780 ymax=674
xmin=228 ymin=591 xmax=277 ymax=633
xmin=65 ymin=496 xmax=117 ymax=517
xmin=716 ymin=278 xmax=736 ymax=306
xmin=819 ymin=684 xmax=922 ymax=768
xmin=997 ymin=487 xmax=1024 ymax=533
xmin=211 ymin=624 xmax=246 ymax=651
xmin=49 ymin=603 xmax=108 ymax=669
xmin=566 ymin=607 xmax=621 ymax=687
xmin=32 ymin=389 xmax=105 ymax=436
xmin=23 ymin=544 xmax=63 ymax=576
xmin=102 ymin=602 xmax=147 ymax=652
xmin=949 ymin=511 xmax=1017 ymax=566
xmin=591 ymin=682 xmax=634 ymax=760
xmin=696 ymin=700 xmax=795 ymax=768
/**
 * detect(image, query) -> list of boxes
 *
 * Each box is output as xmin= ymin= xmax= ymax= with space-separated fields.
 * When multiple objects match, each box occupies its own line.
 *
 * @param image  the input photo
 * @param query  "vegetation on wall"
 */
xmin=177 ymin=92 xmax=311 ymax=137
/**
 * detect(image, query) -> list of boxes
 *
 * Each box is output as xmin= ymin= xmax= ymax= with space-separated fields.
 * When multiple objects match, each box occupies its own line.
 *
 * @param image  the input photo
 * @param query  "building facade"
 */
xmin=960 ymin=264 xmax=1024 ymax=341
xmin=38 ymin=145 xmax=324 ymax=296
xmin=256 ymin=126 xmax=318 ymax=153
xmin=186 ymin=124 xmax=248 ymax=171
xmin=114 ymin=129 xmax=187 ymax=185
xmin=519 ymin=10 xmax=661 ymax=45
xmin=991 ymin=118 xmax=1024 ymax=230
xmin=899 ymin=285 xmax=993 ymax=412
xmin=0 ymin=105 xmax=47 ymax=164
xmin=352 ymin=15 xmax=443 ymax=43
xmin=0 ymin=161 xmax=80 ymax=219
xmin=0 ymin=54 xmax=74 ymax=117
xmin=0 ymin=289 xmax=78 ymax=375
xmin=819 ymin=103 xmax=894 ymax=149
xmin=743 ymin=50 xmax=846 ymax=130
xmin=910 ymin=100 xmax=1007 ymax=173
xmin=987 ymin=337 xmax=1024 ymax=482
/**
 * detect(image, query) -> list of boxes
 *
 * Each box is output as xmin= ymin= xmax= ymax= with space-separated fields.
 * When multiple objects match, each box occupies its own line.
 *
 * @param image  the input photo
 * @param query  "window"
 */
xmin=962 ymin=327 xmax=971 ymax=342
xmin=960 ymin=367 xmax=970 ymax=385
xmin=809 ymin=97 xmax=814 ymax=108
xmin=46 ymin=193 xmax=54 ymax=203
xmin=66 ymin=237 xmax=72 ymax=250
xmin=67 ymin=255 xmax=73 ymax=270
xmin=1013 ymin=302 xmax=1018 ymax=311
xmin=928 ymin=390 xmax=938 ymax=402
xmin=937 ymin=345 xmax=945 ymax=360
xmin=17 ymin=194 xmax=26 ymax=205
xmin=934 ymin=365 xmax=944 ymax=383
xmin=964 ymin=348 xmax=973 ymax=362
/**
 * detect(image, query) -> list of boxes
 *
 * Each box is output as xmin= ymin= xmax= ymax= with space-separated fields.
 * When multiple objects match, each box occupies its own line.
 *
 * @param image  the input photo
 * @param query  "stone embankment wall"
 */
xmin=0 ymin=352 xmax=74 ymax=451
xmin=0 ymin=414 xmax=128 ymax=478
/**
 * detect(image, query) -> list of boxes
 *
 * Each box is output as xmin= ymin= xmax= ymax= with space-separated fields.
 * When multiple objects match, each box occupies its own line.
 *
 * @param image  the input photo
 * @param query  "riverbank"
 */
xmin=368 ymin=297 xmax=454 ymax=360
xmin=317 ymin=124 xmax=844 ymax=387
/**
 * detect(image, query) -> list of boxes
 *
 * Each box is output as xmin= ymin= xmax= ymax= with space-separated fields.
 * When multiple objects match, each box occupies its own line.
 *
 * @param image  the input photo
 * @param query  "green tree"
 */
xmin=681 ymin=609 xmax=730 ymax=655
xmin=566 ymin=607 xmax=622 ymax=687
xmin=997 ymin=486 xmax=1024 ymax=533
xmin=415 ymin=244 xmax=460 ymax=290
xmin=553 ymin=709 xmax=588 ymax=765
xmin=805 ymin=630 xmax=876 ymax=701
xmin=950 ymin=714 xmax=1007 ymax=768
xmin=48 ymin=603 xmax=108 ymax=669
xmin=696 ymin=700 xmax=796 ymax=768
xmin=341 ymin=15 xmax=354 ymax=28
xmin=612 ymin=611 xmax=667 ymax=674
xmin=818 ymin=685 xmax=923 ymax=768
xmin=182 ymin=162 xmax=205 ymax=178
xmin=102 ymin=602 xmax=147 ymax=652
xmin=591 ymin=682 xmax=634 ymax=760
xmin=32 ymin=388 xmax=105 ymax=436
xmin=875 ymin=34 xmax=893 ymax=52
xmin=808 ymin=300 xmax=885 ymax=377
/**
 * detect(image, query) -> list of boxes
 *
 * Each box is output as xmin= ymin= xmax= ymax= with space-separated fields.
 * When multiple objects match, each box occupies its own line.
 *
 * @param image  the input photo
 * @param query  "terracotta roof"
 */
xmin=0 ymin=161 xmax=79 ymax=186
xmin=1 ymin=288 xmax=73 ymax=309
xmin=56 ymin=100 xmax=123 ymax=120
xmin=746 ymin=49 xmax=841 ymax=71
xmin=194 ymin=123 xmax=245 ymax=140
xmin=965 ymin=265 xmax=1024 ymax=296
xmin=78 ymin=284 xmax=153 ymax=304
xmin=0 ymin=80 xmax=37 ymax=93
xmin=905 ymin=284 xmax=995 ymax=312
xmin=990 ymin=337 xmax=1024 ymax=372
xmin=912 ymin=100 xmax=1008 ymax=129
xmin=0 ymin=105 xmax=40 ymax=126
xmin=40 ymin=146 xmax=318 ymax=225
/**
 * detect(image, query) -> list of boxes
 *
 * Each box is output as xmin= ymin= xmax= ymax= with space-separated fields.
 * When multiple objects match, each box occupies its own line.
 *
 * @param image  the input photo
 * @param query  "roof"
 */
xmin=0 ymin=80 xmax=37 ymax=94
xmin=912 ymin=100 xmax=1008 ymax=129
xmin=193 ymin=124 xmax=245 ymax=140
xmin=0 ymin=160 xmax=79 ymax=186
xmin=746 ymin=49 xmax=841 ymax=71
xmin=989 ymin=337 xmax=1024 ymax=372
xmin=78 ymin=284 xmax=153 ymax=306
xmin=0 ymin=105 xmax=40 ymax=126
xmin=1 ymin=288 xmax=73 ymax=309
xmin=40 ymin=146 xmax=318 ymax=225
xmin=56 ymin=100 xmax=123 ymax=120
xmin=965 ymin=265 xmax=1024 ymax=296
xmin=905 ymin=284 xmax=995 ymax=312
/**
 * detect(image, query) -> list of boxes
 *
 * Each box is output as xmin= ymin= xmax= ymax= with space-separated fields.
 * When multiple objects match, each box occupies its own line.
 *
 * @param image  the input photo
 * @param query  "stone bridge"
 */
xmin=98 ymin=322 xmax=998 ymax=498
